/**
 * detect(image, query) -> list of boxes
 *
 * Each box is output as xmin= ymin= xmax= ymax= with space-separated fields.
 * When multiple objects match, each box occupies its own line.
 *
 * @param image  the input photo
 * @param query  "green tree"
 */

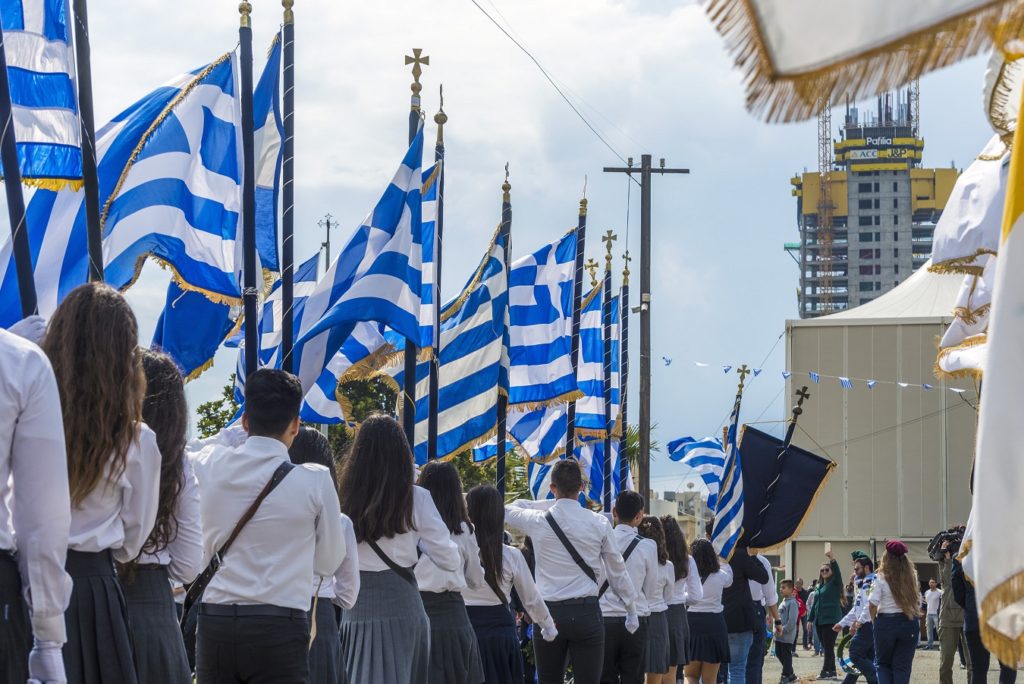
xmin=196 ymin=375 xmax=239 ymax=438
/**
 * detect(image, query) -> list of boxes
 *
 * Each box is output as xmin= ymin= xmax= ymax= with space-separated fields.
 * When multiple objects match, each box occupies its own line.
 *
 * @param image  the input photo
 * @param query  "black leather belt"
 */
xmin=199 ymin=603 xmax=306 ymax=620
xmin=547 ymin=596 xmax=599 ymax=607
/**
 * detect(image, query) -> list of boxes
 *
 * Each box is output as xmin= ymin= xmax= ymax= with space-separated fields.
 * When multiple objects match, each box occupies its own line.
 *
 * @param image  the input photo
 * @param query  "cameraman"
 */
xmin=934 ymin=530 xmax=971 ymax=684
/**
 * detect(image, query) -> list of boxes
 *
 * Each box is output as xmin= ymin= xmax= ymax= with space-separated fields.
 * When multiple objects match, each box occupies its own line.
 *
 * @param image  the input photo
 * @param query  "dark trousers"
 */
xmin=0 ymin=554 xmax=29 ymax=683
xmin=196 ymin=606 xmax=309 ymax=684
xmin=817 ymin=622 xmax=839 ymax=673
xmin=965 ymin=629 xmax=1018 ymax=684
xmin=535 ymin=599 xmax=604 ymax=684
xmin=600 ymin=616 xmax=647 ymax=684
xmin=745 ymin=603 xmax=767 ymax=682
xmin=775 ymin=641 xmax=795 ymax=678
xmin=841 ymin=621 xmax=877 ymax=684
xmin=873 ymin=613 xmax=919 ymax=684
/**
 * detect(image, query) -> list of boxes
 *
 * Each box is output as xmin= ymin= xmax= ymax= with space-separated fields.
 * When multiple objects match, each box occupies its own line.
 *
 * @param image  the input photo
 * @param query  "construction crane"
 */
xmin=817 ymin=98 xmax=834 ymax=315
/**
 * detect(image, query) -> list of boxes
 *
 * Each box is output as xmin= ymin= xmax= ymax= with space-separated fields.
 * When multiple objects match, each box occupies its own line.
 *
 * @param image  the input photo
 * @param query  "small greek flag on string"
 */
xmin=782 ymin=371 xmax=792 ymax=380
xmin=898 ymin=382 xmax=909 ymax=388
xmin=867 ymin=380 xmax=877 ymax=389
xmin=839 ymin=377 xmax=853 ymax=389
xmin=753 ymin=368 xmax=762 ymax=377
xmin=922 ymin=383 xmax=934 ymax=391
xmin=809 ymin=371 xmax=820 ymax=384
xmin=723 ymin=365 xmax=732 ymax=374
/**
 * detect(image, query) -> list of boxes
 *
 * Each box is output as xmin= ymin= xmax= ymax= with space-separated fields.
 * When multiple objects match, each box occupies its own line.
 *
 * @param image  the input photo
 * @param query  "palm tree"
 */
xmin=621 ymin=422 xmax=661 ymax=473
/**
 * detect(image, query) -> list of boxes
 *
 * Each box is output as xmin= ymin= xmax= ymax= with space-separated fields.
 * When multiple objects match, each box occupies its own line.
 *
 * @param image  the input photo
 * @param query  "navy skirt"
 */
xmin=466 ymin=604 xmax=524 ymax=684
xmin=645 ymin=609 xmax=671 ymax=673
xmin=307 ymin=596 xmax=341 ymax=684
xmin=667 ymin=603 xmax=691 ymax=666
xmin=687 ymin=610 xmax=730 ymax=664
xmin=420 ymin=590 xmax=484 ymax=684
xmin=121 ymin=565 xmax=190 ymax=683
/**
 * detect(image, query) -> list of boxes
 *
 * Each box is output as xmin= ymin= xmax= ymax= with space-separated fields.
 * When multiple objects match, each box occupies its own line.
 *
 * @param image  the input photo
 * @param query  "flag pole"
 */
xmin=0 ymin=26 xmax=35 ymax=317
xmin=565 ymin=195 xmax=588 ymax=458
xmin=496 ymin=168 xmax=512 ymax=496
xmin=602 ymin=230 xmax=616 ymax=512
xmin=427 ymin=90 xmax=446 ymax=461
xmin=239 ymin=2 xmax=259 ymax=377
xmin=280 ymin=1 xmax=296 ymax=372
xmin=402 ymin=49 xmax=427 ymax=448
xmin=71 ymin=0 xmax=103 ymax=282
xmin=618 ymin=251 xmax=631 ymax=493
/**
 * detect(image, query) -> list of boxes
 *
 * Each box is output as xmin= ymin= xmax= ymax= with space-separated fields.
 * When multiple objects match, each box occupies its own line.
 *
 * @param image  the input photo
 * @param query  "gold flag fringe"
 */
xmin=988 ymin=50 xmax=1024 ymax=146
xmin=422 ymin=162 xmax=441 ymax=197
xmin=119 ymin=255 xmax=242 ymax=306
xmin=576 ymin=428 xmax=607 ymax=440
xmin=12 ymin=177 xmax=85 ymax=192
xmin=980 ymin=571 xmax=1024 ymax=666
xmin=580 ymin=283 xmax=601 ymax=312
xmin=339 ymin=343 xmax=399 ymax=383
xmin=440 ymin=224 xmax=502 ymax=324
xmin=749 ymin=458 xmax=837 ymax=555
xmin=508 ymin=390 xmax=584 ymax=412
xmin=444 ymin=423 xmax=503 ymax=464
xmin=934 ymin=333 xmax=988 ymax=380
xmin=928 ymin=249 xmax=998 ymax=276
xmin=706 ymin=0 xmax=1024 ymax=123
xmin=183 ymin=313 xmax=245 ymax=383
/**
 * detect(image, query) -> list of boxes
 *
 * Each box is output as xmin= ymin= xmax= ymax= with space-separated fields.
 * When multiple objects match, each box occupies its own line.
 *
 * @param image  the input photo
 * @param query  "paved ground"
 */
xmin=758 ymin=644 xmax=974 ymax=682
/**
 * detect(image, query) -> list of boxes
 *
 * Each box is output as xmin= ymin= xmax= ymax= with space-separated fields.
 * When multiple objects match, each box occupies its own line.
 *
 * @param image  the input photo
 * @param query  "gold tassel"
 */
xmin=979 ymin=570 xmax=1024 ymax=666
xmin=15 ymin=177 xmax=85 ymax=192
xmin=440 ymin=225 xmax=502 ymax=324
xmin=508 ymin=390 xmax=584 ymax=412
xmin=928 ymin=249 xmax=998 ymax=276
xmin=934 ymin=333 xmax=988 ymax=380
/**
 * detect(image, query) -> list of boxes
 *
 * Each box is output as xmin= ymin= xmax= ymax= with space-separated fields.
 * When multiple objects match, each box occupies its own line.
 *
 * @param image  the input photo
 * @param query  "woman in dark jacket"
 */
xmin=809 ymin=550 xmax=844 ymax=679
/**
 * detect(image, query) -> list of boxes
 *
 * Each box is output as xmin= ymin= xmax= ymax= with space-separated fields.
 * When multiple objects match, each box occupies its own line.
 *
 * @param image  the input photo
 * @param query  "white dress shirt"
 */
xmin=0 ymin=330 xmax=72 ymax=642
xmin=68 ymin=423 xmax=161 ymax=565
xmin=137 ymin=454 xmax=203 ymax=584
xmin=329 ymin=514 xmax=360 ymax=609
xmin=504 ymin=498 xmax=638 ymax=613
xmin=355 ymin=486 xmax=460 ymax=573
xmin=869 ymin=574 xmax=915 ymax=615
xmin=190 ymin=435 xmax=344 ymax=612
xmin=648 ymin=561 xmax=674 ymax=613
xmin=749 ymin=554 xmax=778 ymax=607
xmin=463 ymin=545 xmax=555 ymax=633
xmin=670 ymin=556 xmax=703 ymax=607
xmin=688 ymin=565 xmax=735 ymax=614
xmin=415 ymin=521 xmax=486 ymax=594
xmin=599 ymin=524 xmax=658 ymax=618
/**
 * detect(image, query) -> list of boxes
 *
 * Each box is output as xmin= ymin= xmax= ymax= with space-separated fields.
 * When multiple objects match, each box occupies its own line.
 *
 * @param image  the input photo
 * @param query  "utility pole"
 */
xmin=319 ymin=213 xmax=336 ymax=272
xmin=603 ymin=154 xmax=688 ymax=510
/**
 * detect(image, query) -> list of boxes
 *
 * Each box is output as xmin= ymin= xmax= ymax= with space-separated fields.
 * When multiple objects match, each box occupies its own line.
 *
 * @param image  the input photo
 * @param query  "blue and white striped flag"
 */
xmin=809 ymin=371 xmax=820 ymax=384
xmin=253 ymin=33 xmax=283 ymax=273
xmin=0 ymin=0 xmax=81 ymax=186
xmin=528 ymin=457 xmax=556 ymax=500
xmin=0 ymin=64 xmax=203 ymax=325
xmin=289 ymin=127 xmax=424 ymax=392
xmin=392 ymin=229 xmax=508 ymax=464
xmin=419 ymin=163 xmax=439 ymax=349
xmin=575 ymin=283 xmax=606 ymax=438
xmin=300 ymin=321 xmax=385 ymax=425
xmin=712 ymin=389 xmax=745 ymax=560
xmin=507 ymin=229 xmax=577 ymax=407
xmin=839 ymin=376 xmax=853 ymax=389
xmin=782 ymin=371 xmax=792 ymax=380
xmin=867 ymin=379 xmax=877 ymax=389
xmin=668 ymin=436 xmax=726 ymax=510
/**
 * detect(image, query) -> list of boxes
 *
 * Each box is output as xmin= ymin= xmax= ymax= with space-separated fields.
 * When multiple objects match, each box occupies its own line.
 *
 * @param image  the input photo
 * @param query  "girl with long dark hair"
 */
xmin=662 ymin=515 xmax=701 ymax=684
xmin=120 ymin=350 xmax=202 ymax=683
xmin=682 ymin=538 xmax=734 ymax=684
xmin=464 ymin=485 xmax=556 ymax=684
xmin=639 ymin=516 xmax=674 ymax=684
xmin=870 ymin=540 xmax=923 ymax=684
xmin=338 ymin=415 xmax=460 ymax=683
xmin=414 ymin=461 xmax=485 ymax=683
xmin=42 ymin=283 xmax=161 ymax=683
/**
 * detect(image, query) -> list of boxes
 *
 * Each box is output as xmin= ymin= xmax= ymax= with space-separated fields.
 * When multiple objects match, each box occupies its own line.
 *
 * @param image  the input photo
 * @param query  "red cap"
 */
xmin=885 ymin=540 xmax=909 ymax=557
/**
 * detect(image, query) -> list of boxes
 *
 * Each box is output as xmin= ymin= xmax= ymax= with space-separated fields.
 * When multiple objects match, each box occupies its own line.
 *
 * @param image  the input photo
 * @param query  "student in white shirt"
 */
xmin=414 ymin=460 xmax=486 ymax=683
xmin=0 ymin=325 xmax=72 ymax=684
xmin=639 ymin=516 xmax=675 ymax=684
xmin=465 ymin=485 xmax=557 ymax=684
xmin=683 ymin=538 xmax=734 ymax=684
xmin=287 ymin=427 xmax=359 ymax=684
xmin=120 ymin=350 xmax=202 ymax=683
xmin=600 ymin=491 xmax=658 ymax=684
xmin=661 ymin=516 xmax=701 ymax=684
xmin=191 ymin=369 xmax=344 ymax=684
xmin=338 ymin=414 xmax=460 ymax=684
xmin=505 ymin=458 xmax=639 ymax=684
xmin=869 ymin=540 xmax=922 ymax=684
xmin=41 ymin=283 xmax=160 ymax=684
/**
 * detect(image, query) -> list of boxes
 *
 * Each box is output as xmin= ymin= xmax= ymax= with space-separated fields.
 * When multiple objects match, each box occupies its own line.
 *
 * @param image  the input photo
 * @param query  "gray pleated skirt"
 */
xmin=667 ymin=603 xmax=691 ymax=666
xmin=122 ymin=565 xmax=190 ymax=684
xmin=420 ymin=591 xmax=484 ymax=684
xmin=307 ymin=596 xmax=341 ymax=684
xmin=340 ymin=569 xmax=429 ymax=684
xmin=645 ymin=609 xmax=671 ymax=673
xmin=64 ymin=549 xmax=139 ymax=684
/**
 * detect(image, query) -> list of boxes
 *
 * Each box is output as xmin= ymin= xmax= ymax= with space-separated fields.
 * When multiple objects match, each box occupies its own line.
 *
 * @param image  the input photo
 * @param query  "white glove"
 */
xmin=28 ymin=639 xmax=66 ymax=684
xmin=540 ymin=622 xmax=558 ymax=642
xmin=625 ymin=612 xmax=640 ymax=634
xmin=8 ymin=315 xmax=46 ymax=344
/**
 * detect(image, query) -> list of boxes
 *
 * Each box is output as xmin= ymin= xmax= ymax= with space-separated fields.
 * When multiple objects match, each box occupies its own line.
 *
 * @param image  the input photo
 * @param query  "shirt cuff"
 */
xmin=32 ymin=613 xmax=67 ymax=644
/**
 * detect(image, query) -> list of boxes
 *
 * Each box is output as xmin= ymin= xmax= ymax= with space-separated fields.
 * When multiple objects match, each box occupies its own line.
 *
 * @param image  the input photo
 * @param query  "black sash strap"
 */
xmin=544 ymin=510 xmax=597 ymax=584
xmin=182 ymin=461 xmax=294 ymax=628
xmin=599 ymin=536 xmax=643 ymax=598
xmin=366 ymin=539 xmax=417 ymax=586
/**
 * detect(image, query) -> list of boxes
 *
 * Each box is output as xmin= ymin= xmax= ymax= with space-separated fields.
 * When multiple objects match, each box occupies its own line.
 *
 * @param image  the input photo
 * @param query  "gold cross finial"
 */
xmin=585 ymin=258 xmax=599 ymax=287
xmin=239 ymin=1 xmax=252 ymax=27
xmin=502 ymin=163 xmax=511 ymax=202
xmin=622 ymin=250 xmax=632 ymax=285
xmin=793 ymin=386 xmax=810 ymax=419
xmin=737 ymin=364 xmax=751 ymax=387
xmin=603 ymin=230 xmax=617 ymax=272
xmin=405 ymin=49 xmax=429 ymax=99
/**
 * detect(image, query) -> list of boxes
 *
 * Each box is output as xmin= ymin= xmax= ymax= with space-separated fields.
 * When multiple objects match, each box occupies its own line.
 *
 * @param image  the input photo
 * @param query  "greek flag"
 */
xmin=712 ymin=390 xmax=745 ymax=560
xmin=253 ymin=33 xmax=283 ymax=273
xmin=151 ymin=283 xmax=236 ymax=380
xmin=528 ymin=457 xmax=556 ymax=500
xmin=289 ymin=127 xmax=424 ymax=393
xmin=507 ymin=230 xmax=577 ymax=407
xmin=668 ymin=436 xmax=726 ymax=510
xmin=0 ymin=0 xmax=82 ymax=186
xmin=300 ymin=322 xmax=385 ymax=425
xmin=839 ymin=376 xmax=853 ymax=389
xmin=102 ymin=54 xmax=245 ymax=302
xmin=809 ymin=371 xmax=820 ymax=384
xmin=575 ymin=283 xmax=606 ymax=438
xmin=393 ymin=229 xmax=508 ymax=464
xmin=0 ymin=64 xmax=201 ymax=325
xmin=419 ymin=163 xmax=439 ymax=349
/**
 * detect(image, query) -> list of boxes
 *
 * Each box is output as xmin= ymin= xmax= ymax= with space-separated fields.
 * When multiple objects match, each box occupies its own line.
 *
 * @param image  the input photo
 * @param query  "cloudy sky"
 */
xmin=87 ymin=0 xmax=994 ymax=490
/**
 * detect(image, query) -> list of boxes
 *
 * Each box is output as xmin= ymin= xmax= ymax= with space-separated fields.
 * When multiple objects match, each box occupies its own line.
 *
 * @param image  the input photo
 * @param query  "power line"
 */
xmin=467 ymin=0 xmax=637 ymax=172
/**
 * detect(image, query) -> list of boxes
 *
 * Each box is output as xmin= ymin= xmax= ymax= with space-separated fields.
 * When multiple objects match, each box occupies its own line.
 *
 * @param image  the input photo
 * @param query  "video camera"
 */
xmin=927 ymin=526 xmax=966 ymax=561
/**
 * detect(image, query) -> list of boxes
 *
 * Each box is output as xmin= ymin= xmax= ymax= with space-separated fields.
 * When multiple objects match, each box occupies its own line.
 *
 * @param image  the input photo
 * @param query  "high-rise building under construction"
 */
xmin=788 ymin=90 xmax=959 ymax=318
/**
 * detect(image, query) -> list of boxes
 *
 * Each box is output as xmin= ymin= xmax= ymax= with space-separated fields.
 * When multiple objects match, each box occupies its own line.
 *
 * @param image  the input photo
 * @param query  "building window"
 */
xmin=894 ymin=215 xmax=899 ymax=225
xmin=859 ymin=265 xmax=873 ymax=275
xmin=894 ymin=248 xmax=899 ymax=257
xmin=893 ymin=198 xmax=898 ymax=208
xmin=876 ymin=248 xmax=881 ymax=258
xmin=875 ymin=265 xmax=881 ymax=275
xmin=861 ymin=298 xmax=874 ymax=305
xmin=858 ymin=199 xmax=873 ymax=210
xmin=895 ymin=264 xmax=900 ymax=273
xmin=894 ymin=231 xmax=899 ymax=240
xmin=874 ymin=182 xmax=880 ymax=191
xmin=859 ymin=232 xmax=874 ymax=242
xmin=874 ymin=198 xmax=880 ymax=209
xmin=895 ymin=280 xmax=900 ymax=287
xmin=893 ymin=182 xmax=898 ymax=192
xmin=859 ymin=216 xmax=873 ymax=226
xmin=875 ymin=282 xmax=882 ymax=290
xmin=858 ymin=182 xmax=872 ymax=192
xmin=860 ymin=249 xmax=875 ymax=260
xmin=859 ymin=281 xmax=874 ymax=292
xmin=874 ymin=216 xmax=881 ymax=225
xmin=874 ymin=232 xmax=880 ymax=241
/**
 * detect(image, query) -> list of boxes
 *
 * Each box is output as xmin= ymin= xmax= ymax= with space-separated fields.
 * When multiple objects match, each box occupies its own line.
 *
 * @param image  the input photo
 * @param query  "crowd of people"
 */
xmin=0 ymin=281 xmax=1014 ymax=684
